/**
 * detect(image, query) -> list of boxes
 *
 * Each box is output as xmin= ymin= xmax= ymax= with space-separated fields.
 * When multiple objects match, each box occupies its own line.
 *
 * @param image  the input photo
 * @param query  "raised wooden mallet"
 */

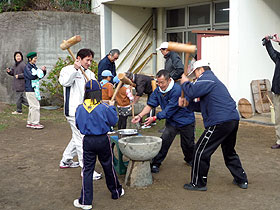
xmin=111 ymin=73 xmax=136 ymax=102
xmin=167 ymin=42 xmax=197 ymax=106
xmin=60 ymin=35 xmax=89 ymax=81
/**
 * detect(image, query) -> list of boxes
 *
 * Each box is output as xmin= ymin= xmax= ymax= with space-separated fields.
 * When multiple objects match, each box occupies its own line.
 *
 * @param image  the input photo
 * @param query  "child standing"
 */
xmin=24 ymin=52 xmax=46 ymax=129
xmin=74 ymin=79 xmax=124 ymax=209
xmin=100 ymin=70 xmax=114 ymax=101
xmin=113 ymin=76 xmax=134 ymax=129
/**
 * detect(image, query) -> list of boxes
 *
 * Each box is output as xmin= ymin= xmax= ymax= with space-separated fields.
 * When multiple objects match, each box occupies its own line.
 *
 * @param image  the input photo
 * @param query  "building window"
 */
xmin=187 ymin=31 xmax=197 ymax=46
xmin=167 ymin=32 xmax=183 ymax=57
xmin=164 ymin=1 xmax=229 ymax=47
xmin=166 ymin=8 xmax=185 ymax=28
xmin=189 ymin=4 xmax=210 ymax=26
xmin=215 ymin=1 xmax=229 ymax=24
xmin=167 ymin=32 xmax=183 ymax=43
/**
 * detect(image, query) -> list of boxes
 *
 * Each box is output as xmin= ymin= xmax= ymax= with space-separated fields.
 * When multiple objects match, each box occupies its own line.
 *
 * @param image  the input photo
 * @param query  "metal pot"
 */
xmin=118 ymin=129 xmax=138 ymax=139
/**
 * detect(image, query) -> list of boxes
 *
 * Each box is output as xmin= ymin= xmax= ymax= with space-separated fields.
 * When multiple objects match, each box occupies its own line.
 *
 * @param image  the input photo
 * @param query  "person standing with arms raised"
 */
xmin=24 ymin=52 xmax=46 ymax=129
xmin=6 ymin=51 xmax=28 ymax=115
xmin=180 ymin=60 xmax=248 ymax=191
xmin=58 ymin=48 xmax=101 ymax=180
xmin=263 ymin=34 xmax=280 ymax=149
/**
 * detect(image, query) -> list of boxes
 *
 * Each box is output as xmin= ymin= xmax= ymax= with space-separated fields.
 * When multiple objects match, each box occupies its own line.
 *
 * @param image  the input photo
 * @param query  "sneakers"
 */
xmin=93 ymin=171 xmax=102 ymax=180
xmin=26 ymin=123 xmax=44 ymax=129
xmin=271 ymin=144 xmax=280 ymax=149
xmin=32 ymin=124 xmax=44 ymax=129
xmin=60 ymin=160 xmax=80 ymax=168
xmin=183 ymin=183 xmax=207 ymax=191
xmin=121 ymin=188 xmax=125 ymax=197
xmin=151 ymin=165 xmax=160 ymax=173
xmin=26 ymin=124 xmax=34 ymax=128
xmin=80 ymin=170 xmax=102 ymax=180
xmin=12 ymin=111 xmax=22 ymax=115
xmin=141 ymin=125 xmax=151 ymax=129
xmin=233 ymin=179 xmax=248 ymax=189
xmin=73 ymin=199 xmax=92 ymax=210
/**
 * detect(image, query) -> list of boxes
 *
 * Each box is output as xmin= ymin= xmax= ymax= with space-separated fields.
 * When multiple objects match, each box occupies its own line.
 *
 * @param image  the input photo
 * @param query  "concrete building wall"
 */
xmin=229 ymin=0 xmax=280 ymax=105
xmin=0 ymin=11 xmax=100 ymax=104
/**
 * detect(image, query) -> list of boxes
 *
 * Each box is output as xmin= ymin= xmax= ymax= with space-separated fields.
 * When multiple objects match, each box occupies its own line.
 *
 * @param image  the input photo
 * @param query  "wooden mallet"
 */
xmin=111 ymin=73 xmax=136 ymax=102
xmin=167 ymin=42 xmax=196 ymax=106
xmin=60 ymin=35 xmax=89 ymax=81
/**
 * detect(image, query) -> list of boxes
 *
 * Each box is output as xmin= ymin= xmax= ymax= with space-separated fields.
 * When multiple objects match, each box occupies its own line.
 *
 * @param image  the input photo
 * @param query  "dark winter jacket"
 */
xmin=7 ymin=61 xmax=26 ymax=92
xmin=134 ymin=74 xmax=153 ymax=97
xmin=182 ymin=70 xmax=239 ymax=128
xmin=263 ymin=39 xmax=280 ymax=94
xmin=164 ymin=51 xmax=184 ymax=80
xmin=24 ymin=62 xmax=46 ymax=92
xmin=97 ymin=55 xmax=116 ymax=82
xmin=147 ymin=83 xmax=195 ymax=128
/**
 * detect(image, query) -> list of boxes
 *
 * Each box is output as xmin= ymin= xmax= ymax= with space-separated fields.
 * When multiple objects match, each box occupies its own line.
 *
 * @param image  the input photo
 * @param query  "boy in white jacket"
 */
xmin=59 ymin=48 xmax=101 ymax=180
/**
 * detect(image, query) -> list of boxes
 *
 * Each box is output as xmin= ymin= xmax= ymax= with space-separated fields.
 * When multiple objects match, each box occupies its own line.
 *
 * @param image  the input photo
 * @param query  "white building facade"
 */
xmin=95 ymin=0 xmax=280 ymax=108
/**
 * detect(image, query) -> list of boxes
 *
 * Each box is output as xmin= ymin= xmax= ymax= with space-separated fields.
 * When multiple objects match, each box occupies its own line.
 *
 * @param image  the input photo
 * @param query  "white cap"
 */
xmin=188 ymin=60 xmax=210 ymax=78
xmin=156 ymin=42 xmax=169 ymax=51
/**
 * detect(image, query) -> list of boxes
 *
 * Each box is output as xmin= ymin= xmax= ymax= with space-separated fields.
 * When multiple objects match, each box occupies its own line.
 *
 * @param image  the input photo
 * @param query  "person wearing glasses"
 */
xmin=98 ymin=49 xmax=120 ymax=82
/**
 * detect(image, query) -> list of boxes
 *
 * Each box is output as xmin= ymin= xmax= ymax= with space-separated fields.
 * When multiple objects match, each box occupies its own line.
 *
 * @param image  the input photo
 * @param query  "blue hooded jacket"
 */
xmin=24 ymin=62 xmax=46 ymax=92
xmin=182 ymin=70 xmax=239 ymax=128
xmin=147 ymin=83 xmax=195 ymax=127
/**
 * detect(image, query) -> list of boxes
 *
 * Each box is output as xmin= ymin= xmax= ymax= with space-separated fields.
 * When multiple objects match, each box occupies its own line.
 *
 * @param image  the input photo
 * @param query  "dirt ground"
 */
xmin=0 ymin=105 xmax=280 ymax=210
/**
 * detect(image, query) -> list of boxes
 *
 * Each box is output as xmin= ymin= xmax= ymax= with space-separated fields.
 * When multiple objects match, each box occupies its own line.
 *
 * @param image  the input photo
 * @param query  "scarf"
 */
xmin=159 ymin=78 xmax=174 ymax=93
xmin=100 ymin=79 xmax=109 ymax=87
xmin=83 ymin=99 xmax=100 ymax=113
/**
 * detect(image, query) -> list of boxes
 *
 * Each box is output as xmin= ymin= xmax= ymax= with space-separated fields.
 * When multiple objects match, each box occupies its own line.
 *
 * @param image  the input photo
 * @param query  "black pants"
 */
xmin=191 ymin=120 xmax=248 ymax=187
xmin=152 ymin=122 xmax=195 ymax=167
xmin=15 ymin=91 xmax=28 ymax=112
xmin=79 ymin=134 xmax=122 ymax=205
xmin=118 ymin=115 xmax=128 ymax=129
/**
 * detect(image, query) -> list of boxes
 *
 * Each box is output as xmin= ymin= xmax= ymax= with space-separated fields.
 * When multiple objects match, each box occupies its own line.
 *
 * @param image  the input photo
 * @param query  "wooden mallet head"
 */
xmin=165 ymin=42 xmax=197 ymax=107
xmin=60 ymin=35 xmax=81 ymax=50
xmin=118 ymin=73 xmax=136 ymax=87
xmin=167 ymin=41 xmax=196 ymax=53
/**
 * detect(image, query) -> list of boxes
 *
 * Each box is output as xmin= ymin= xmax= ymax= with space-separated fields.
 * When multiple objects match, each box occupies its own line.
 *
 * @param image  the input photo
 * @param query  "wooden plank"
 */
xmin=251 ymin=80 xmax=263 ymax=113
xmin=251 ymin=79 xmax=272 ymax=113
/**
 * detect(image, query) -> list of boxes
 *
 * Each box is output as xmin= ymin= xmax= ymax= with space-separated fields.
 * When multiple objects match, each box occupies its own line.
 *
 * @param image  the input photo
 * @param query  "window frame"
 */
xmin=213 ymin=0 xmax=230 ymax=25
xmin=163 ymin=1 xmax=229 ymax=62
xmin=165 ymin=6 xmax=187 ymax=30
xmin=187 ymin=2 xmax=212 ymax=28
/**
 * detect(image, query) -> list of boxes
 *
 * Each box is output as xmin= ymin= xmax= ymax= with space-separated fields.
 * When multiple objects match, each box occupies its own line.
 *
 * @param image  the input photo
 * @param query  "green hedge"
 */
xmin=0 ymin=0 xmax=92 ymax=13
xmin=40 ymin=55 xmax=98 ymax=106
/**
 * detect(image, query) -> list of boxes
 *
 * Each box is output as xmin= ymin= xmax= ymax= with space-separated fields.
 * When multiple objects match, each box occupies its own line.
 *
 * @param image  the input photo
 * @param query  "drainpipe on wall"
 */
xmin=152 ymin=8 xmax=157 ymax=76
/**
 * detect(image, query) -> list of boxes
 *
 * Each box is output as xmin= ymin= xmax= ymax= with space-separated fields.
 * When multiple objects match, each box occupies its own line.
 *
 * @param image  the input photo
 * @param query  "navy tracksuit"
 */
xmin=182 ymin=70 xmax=248 ymax=188
xmin=75 ymin=100 xmax=122 ymax=205
xmin=147 ymin=83 xmax=195 ymax=167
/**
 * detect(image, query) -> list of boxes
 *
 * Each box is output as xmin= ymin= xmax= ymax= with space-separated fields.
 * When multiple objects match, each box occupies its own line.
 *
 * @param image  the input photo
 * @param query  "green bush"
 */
xmin=40 ymin=56 xmax=98 ymax=106
xmin=0 ymin=0 xmax=92 ymax=13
